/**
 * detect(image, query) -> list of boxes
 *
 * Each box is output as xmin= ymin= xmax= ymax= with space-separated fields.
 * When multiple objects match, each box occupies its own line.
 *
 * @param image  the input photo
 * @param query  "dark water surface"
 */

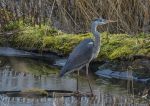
xmin=0 ymin=57 xmax=149 ymax=106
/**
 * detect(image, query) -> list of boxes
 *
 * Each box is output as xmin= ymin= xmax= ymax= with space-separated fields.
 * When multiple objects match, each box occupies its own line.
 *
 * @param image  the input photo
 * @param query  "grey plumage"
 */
xmin=59 ymin=39 xmax=94 ymax=77
xmin=59 ymin=18 xmax=114 ymax=77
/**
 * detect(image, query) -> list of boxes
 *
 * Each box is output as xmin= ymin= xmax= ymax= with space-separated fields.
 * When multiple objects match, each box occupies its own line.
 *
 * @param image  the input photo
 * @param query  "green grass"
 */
xmin=3 ymin=21 xmax=150 ymax=60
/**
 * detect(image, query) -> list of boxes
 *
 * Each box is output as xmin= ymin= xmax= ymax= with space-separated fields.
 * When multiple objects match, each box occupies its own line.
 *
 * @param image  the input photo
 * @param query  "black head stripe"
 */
xmin=93 ymin=18 xmax=102 ymax=22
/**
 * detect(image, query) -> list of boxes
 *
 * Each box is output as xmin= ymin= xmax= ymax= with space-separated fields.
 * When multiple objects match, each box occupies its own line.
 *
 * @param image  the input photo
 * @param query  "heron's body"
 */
xmin=59 ymin=19 xmax=102 ymax=77
xmin=59 ymin=18 xmax=114 ymax=94
xmin=60 ymin=38 xmax=94 ymax=76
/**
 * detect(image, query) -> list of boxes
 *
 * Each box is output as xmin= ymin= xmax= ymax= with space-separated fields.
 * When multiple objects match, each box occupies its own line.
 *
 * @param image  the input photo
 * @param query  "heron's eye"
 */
xmin=98 ymin=19 xmax=103 ymax=22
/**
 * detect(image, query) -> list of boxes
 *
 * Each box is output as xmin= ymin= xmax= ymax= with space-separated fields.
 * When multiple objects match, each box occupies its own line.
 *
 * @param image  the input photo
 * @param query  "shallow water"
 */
xmin=0 ymin=57 xmax=149 ymax=106
xmin=0 ymin=70 xmax=76 ymax=91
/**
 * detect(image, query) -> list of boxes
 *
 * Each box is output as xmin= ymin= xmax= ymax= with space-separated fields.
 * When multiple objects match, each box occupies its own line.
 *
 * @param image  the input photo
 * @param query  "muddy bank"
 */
xmin=0 ymin=47 xmax=60 ymax=64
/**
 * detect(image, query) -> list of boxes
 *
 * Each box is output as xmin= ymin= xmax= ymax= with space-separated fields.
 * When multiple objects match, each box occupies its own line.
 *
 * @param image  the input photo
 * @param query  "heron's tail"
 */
xmin=58 ymin=71 xmax=64 ymax=77
xmin=58 ymin=68 xmax=66 ymax=77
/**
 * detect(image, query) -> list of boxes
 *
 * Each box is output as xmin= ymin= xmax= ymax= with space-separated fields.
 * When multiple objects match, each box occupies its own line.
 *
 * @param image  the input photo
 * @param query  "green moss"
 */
xmin=22 ymin=88 xmax=48 ymax=96
xmin=1 ymin=21 xmax=149 ymax=60
xmin=12 ymin=32 xmax=150 ymax=60
xmin=43 ymin=34 xmax=90 ymax=54
xmin=137 ymin=48 xmax=150 ymax=55
xmin=13 ymin=25 xmax=91 ymax=54
xmin=97 ymin=33 xmax=150 ymax=60
xmin=109 ymin=46 xmax=133 ymax=59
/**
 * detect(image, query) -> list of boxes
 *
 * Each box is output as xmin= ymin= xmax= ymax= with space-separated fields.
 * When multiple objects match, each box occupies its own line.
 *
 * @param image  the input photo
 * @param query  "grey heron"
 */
xmin=59 ymin=18 xmax=115 ymax=95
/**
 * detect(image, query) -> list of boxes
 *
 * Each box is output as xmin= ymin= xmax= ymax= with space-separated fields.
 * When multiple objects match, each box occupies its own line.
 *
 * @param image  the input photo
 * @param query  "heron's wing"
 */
xmin=60 ymin=38 xmax=94 ymax=76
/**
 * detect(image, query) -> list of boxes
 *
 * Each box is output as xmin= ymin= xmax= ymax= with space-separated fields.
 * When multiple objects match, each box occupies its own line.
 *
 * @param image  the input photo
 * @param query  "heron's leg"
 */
xmin=86 ymin=64 xmax=93 ymax=95
xmin=76 ymin=70 xmax=79 ymax=93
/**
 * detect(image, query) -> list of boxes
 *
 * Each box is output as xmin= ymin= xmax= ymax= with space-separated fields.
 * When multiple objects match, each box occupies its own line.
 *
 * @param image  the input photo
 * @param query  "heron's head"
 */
xmin=93 ymin=18 xmax=115 ymax=25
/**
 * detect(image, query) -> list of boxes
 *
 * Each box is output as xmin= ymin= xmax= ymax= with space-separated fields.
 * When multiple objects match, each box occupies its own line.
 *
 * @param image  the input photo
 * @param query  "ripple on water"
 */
xmin=0 ymin=57 xmax=149 ymax=105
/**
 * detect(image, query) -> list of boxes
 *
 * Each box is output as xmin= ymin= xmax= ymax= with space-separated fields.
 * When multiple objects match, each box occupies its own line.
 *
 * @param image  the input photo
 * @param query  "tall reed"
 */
xmin=0 ymin=0 xmax=150 ymax=34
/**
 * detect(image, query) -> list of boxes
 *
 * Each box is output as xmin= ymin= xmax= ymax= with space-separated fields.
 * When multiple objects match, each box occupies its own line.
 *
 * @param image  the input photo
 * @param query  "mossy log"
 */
xmin=0 ymin=21 xmax=149 ymax=60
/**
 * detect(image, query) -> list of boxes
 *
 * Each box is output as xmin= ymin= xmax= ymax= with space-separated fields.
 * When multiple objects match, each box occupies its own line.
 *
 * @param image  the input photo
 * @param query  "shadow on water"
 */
xmin=0 ymin=56 xmax=150 ymax=106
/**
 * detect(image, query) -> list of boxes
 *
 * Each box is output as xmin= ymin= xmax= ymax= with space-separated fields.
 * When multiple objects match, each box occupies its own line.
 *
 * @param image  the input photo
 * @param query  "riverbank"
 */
xmin=0 ymin=21 xmax=150 ymax=61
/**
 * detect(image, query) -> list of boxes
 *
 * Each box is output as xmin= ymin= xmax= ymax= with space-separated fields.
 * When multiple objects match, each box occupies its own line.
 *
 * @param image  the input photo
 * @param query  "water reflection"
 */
xmin=0 ymin=57 xmax=149 ymax=106
xmin=0 ymin=69 xmax=76 ymax=91
xmin=0 ymin=93 xmax=149 ymax=106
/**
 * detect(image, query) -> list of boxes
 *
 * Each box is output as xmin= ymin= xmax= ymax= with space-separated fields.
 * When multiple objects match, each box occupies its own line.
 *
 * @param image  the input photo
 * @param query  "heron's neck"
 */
xmin=91 ymin=22 xmax=101 ymax=58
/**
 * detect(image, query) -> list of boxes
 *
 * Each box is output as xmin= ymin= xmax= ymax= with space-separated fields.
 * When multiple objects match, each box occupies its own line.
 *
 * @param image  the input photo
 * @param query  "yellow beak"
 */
xmin=106 ymin=20 xmax=116 ymax=23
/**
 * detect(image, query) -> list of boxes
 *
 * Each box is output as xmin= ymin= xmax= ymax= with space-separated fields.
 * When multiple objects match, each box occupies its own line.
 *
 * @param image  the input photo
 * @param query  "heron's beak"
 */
xmin=106 ymin=20 xmax=116 ymax=23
